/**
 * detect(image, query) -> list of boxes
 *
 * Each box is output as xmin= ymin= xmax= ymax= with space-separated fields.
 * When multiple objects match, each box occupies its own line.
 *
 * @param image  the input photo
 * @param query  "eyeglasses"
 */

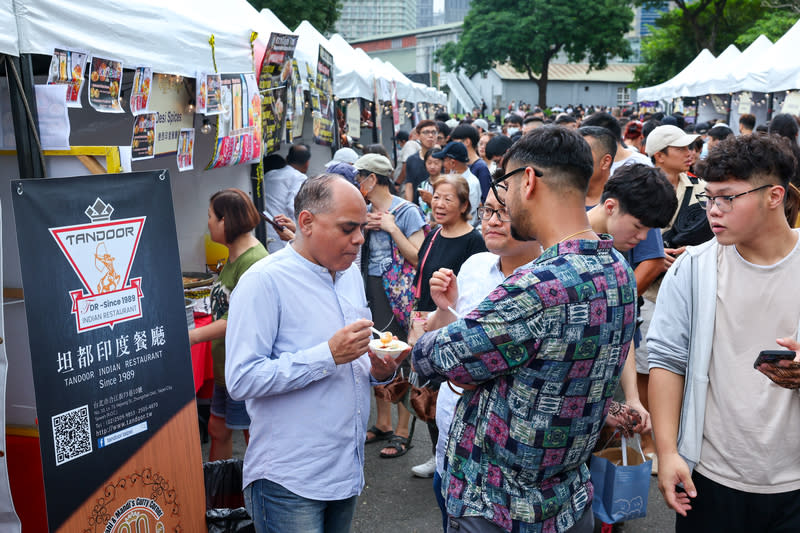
xmin=477 ymin=206 xmax=511 ymax=222
xmin=490 ymin=166 xmax=542 ymax=206
xmin=695 ymin=184 xmax=774 ymax=212
xmin=419 ymin=129 xmax=438 ymax=136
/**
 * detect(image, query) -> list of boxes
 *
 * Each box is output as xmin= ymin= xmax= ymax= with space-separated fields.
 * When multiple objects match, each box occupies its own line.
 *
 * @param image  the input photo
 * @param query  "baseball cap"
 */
xmin=325 ymin=147 xmax=358 ymax=168
xmin=354 ymin=153 xmax=393 ymax=177
xmin=432 ymin=141 xmax=469 ymax=163
xmin=694 ymin=122 xmax=710 ymax=135
xmin=473 ymin=118 xmax=489 ymax=131
xmin=645 ymin=125 xmax=700 ymax=156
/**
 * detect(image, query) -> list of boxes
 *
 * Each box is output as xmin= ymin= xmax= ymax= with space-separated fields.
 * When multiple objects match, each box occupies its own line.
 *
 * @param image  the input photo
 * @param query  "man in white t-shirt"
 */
xmin=648 ymin=134 xmax=800 ymax=532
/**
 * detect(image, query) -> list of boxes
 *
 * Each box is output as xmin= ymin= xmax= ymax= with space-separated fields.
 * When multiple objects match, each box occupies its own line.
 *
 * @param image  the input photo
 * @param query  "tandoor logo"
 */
xmin=50 ymin=198 xmax=146 ymax=333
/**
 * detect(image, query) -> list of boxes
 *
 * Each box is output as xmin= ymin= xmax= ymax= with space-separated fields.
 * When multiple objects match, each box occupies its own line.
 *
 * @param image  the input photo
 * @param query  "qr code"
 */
xmin=52 ymin=405 xmax=93 ymax=466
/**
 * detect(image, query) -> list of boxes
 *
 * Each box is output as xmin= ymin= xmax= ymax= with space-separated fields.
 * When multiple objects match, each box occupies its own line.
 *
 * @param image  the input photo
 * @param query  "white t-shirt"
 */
xmin=610 ymin=150 xmax=652 ymax=176
xmin=696 ymin=230 xmax=800 ymax=493
xmin=454 ymin=168 xmax=481 ymax=228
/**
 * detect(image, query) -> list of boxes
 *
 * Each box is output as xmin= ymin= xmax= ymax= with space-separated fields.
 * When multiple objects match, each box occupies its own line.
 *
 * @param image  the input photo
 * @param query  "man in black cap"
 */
xmin=433 ymin=141 xmax=482 ymax=226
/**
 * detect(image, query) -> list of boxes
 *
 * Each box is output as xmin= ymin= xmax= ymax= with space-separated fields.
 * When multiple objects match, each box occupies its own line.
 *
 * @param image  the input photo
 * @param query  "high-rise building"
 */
xmin=418 ymin=0 xmax=434 ymax=28
xmin=444 ymin=0 xmax=471 ymax=24
xmin=336 ymin=0 xmax=417 ymax=42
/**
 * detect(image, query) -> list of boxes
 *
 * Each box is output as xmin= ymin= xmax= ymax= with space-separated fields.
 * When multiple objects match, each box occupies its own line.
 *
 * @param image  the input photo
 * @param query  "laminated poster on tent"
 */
xmin=206 ymin=73 xmax=262 ymax=169
xmin=88 ymin=56 xmax=124 ymax=113
xmin=130 ymin=67 xmax=153 ymax=115
xmin=177 ymin=128 xmax=195 ymax=171
xmin=196 ymin=72 xmax=223 ymax=116
xmin=782 ymin=91 xmax=800 ymax=115
xmin=130 ymin=113 xmax=156 ymax=161
xmin=312 ymin=45 xmax=334 ymax=146
xmin=391 ymin=81 xmax=400 ymax=133
xmin=738 ymin=92 xmax=753 ymax=114
xmin=289 ymin=59 xmax=304 ymax=139
xmin=346 ymin=99 xmax=361 ymax=139
xmin=47 ymin=47 xmax=88 ymax=108
xmin=259 ymin=32 xmax=298 ymax=154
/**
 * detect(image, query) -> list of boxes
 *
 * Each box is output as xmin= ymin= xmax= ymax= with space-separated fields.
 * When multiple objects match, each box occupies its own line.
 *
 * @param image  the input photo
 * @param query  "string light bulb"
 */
xmin=201 ymin=118 xmax=212 ymax=134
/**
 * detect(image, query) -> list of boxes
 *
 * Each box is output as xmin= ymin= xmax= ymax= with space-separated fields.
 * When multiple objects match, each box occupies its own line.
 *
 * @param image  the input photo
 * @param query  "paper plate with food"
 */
xmin=369 ymin=331 xmax=409 ymax=359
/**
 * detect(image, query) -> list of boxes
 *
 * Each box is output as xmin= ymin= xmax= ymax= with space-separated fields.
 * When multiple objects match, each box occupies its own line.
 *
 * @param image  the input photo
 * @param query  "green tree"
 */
xmin=736 ymin=10 xmax=798 ymax=47
xmin=633 ymin=0 xmax=784 ymax=88
xmin=435 ymin=0 xmax=634 ymax=109
xmin=247 ymin=0 xmax=342 ymax=35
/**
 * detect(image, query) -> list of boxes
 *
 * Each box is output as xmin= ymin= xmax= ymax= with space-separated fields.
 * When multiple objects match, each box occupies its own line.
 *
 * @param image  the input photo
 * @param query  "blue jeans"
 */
xmin=433 ymin=472 xmax=448 ymax=533
xmin=245 ymin=478 xmax=358 ymax=533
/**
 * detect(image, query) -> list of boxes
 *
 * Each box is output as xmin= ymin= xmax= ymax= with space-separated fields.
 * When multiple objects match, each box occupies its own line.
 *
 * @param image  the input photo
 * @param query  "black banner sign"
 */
xmin=11 ymin=171 xmax=204 ymax=532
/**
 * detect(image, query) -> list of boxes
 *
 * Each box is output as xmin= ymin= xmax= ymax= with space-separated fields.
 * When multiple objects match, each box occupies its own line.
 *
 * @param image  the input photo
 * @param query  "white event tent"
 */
xmin=637 ymin=49 xmax=716 ymax=101
xmin=682 ymin=44 xmax=741 ymax=97
xmin=749 ymin=20 xmax=800 ymax=93
xmin=729 ymin=34 xmax=774 ymax=93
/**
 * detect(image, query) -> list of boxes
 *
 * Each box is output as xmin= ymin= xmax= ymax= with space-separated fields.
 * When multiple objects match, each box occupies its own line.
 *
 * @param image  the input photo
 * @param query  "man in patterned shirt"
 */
xmin=412 ymin=126 xmax=638 ymax=533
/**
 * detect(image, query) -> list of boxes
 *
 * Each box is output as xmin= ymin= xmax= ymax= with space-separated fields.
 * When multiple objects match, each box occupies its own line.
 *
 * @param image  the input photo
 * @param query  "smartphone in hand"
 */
xmin=754 ymin=350 xmax=796 ymax=368
xmin=261 ymin=210 xmax=285 ymax=232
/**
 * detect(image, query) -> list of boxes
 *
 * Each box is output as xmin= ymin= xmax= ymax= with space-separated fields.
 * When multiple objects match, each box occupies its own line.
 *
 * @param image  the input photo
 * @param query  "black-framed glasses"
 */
xmin=491 ymin=166 xmax=542 ymax=206
xmin=477 ymin=206 xmax=511 ymax=222
xmin=695 ymin=184 xmax=775 ymax=213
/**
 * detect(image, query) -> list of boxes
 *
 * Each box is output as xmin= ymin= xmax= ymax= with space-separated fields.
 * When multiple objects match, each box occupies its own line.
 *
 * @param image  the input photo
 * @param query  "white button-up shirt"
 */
xmin=263 ymin=165 xmax=307 ymax=253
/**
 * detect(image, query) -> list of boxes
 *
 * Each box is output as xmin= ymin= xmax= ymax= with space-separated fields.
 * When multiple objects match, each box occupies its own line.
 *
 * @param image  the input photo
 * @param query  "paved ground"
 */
xmin=204 ymin=301 xmax=677 ymax=532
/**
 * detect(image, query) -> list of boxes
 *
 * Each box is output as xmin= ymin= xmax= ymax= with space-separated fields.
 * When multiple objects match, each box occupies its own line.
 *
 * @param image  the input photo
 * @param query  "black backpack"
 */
xmin=662 ymin=176 xmax=714 ymax=248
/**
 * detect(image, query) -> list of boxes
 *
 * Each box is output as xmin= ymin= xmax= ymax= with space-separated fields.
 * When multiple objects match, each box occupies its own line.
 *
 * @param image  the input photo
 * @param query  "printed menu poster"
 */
xmin=131 ymin=113 xmax=156 ymax=161
xmin=11 ymin=171 xmax=205 ymax=533
xmin=177 ymin=128 xmax=194 ymax=171
xmin=150 ymin=74 xmax=193 ymax=156
xmin=130 ymin=67 xmax=153 ymax=115
xmin=346 ymin=99 xmax=361 ymax=140
xmin=88 ymin=57 xmax=124 ymax=113
xmin=206 ymin=73 xmax=262 ymax=169
xmin=289 ymin=59 xmax=304 ymax=139
xmin=782 ymin=91 xmax=800 ymax=114
xmin=47 ymin=48 xmax=88 ymax=108
xmin=312 ymin=45 xmax=335 ymax=146
xmin=259 ymin=33 xmax=298 ymax=154
xmin=196 ymin=72 xmax=223 ymax=116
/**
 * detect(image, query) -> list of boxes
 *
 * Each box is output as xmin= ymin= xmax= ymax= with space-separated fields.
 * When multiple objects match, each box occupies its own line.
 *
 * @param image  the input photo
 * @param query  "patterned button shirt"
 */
xmin=412 ymin=237 xmax=636 ymax=533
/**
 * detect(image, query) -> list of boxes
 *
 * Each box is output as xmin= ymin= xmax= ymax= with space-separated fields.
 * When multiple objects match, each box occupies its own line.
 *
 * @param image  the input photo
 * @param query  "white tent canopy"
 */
xmin=259 ymin=8 xmax=293 ymax=35
xmin=14 ymin=0 xmax=268 ymax=77
xmin=729 ymin=35 xmax=773 ymax=93
xmin=637 ymin=49 xmax=715 ymax=101
xmin=293 ymin=20 xmax=331 ymax=91
xmin=682 ymin=44 xmax=740 ymax=96
xmin=751 ymin=19 xmax=800 ymax=93
xmin=326 ymin=33 xmax=374 ymax=101
xmin=0 ymin=0 xmax=19 ymax=56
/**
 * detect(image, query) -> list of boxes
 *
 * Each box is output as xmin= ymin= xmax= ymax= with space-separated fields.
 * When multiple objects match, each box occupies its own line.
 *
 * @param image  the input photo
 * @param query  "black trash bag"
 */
xmin=204 ymin=459 xmax=254 ymax=533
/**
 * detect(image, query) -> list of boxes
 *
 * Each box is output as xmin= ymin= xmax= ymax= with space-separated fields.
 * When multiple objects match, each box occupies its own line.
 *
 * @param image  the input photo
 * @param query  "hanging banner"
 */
xmin=47 ymin=48 xmax=87 ymax=108
xmin=391 ymin=82 xmax=400 ymax=133
xmin=346 ymin=99 xmax=361 ymax=140
xmin=150 ymin=74 xmax=193 ymax=156
xmin=782 ymin=91 xmax=800 ymax=114
xmin=289 ymin=59 xmax=304 ymax=139
xmin=737 ymin=91 xmax=753 ymax=115
xmin=88 ymin=57 xmax=124 ymax=113
xmin=131 ymin=113 xmax=156 ymax=161
xmin=207 ymin=73 xmax=262 ymax=169
xmin=11 ymin=171 xmax=205 ymax=533
xmin=196 ymin=72 xmax=222 ymax=116
xmin=312 ymin=45 xmax=335 ymax=146
xmin=177 ymin=128 xmax=195 ymax=171
xmin=259 ymin=33 xmax=298 ymax=155
xmin=130 ymin=67 xmax=153 ymax=115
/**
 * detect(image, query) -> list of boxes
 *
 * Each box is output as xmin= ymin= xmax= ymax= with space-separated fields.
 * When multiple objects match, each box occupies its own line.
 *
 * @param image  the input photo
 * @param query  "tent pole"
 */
xmin=7 ymin=54 xmax=44 ymax=179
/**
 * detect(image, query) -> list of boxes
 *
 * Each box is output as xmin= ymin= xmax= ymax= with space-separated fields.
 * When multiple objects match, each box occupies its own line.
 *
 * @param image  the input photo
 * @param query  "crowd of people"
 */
xmin=188 ymin=105 xmax=800 ymax=533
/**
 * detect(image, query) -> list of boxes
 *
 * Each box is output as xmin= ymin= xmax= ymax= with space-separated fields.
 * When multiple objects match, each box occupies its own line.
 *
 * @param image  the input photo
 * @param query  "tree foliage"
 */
xmin=436 ymin=0 xmax=634 ymax=108
xmin=633 ymin=0 xmax=791 ymax=88
xmin=247 ymin=0 xmax=342 ymax=35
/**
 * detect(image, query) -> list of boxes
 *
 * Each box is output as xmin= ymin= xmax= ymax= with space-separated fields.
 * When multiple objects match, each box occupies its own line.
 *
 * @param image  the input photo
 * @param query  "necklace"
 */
xmin=558 ymin=228 xmax=593 ymax=243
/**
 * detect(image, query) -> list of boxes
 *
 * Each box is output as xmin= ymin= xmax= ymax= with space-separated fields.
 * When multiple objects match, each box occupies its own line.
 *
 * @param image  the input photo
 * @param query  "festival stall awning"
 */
xmin=293 ymin=20 xmax=331 ymax=91
xmin=751 ymin=19 xmax=800 ymax=93
xmin=637 ymin=49 xmax=715 ymax=102
xmin=729 ymin=34 xmax=773 ymax=93
xmin=14 ymin=0 xmax=269 ymax=77
xmin=326 ymin=33 xmax=374 ymax=101
xmin=682 ymin=44 xmax=740 ymax=97
xmin=0 ymin=0 xmax=19 ymax=56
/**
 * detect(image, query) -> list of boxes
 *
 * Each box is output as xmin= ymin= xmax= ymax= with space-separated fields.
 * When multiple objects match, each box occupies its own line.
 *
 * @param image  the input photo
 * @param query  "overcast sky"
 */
xmin=434 ymin=0 xmax=444 ymax=12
